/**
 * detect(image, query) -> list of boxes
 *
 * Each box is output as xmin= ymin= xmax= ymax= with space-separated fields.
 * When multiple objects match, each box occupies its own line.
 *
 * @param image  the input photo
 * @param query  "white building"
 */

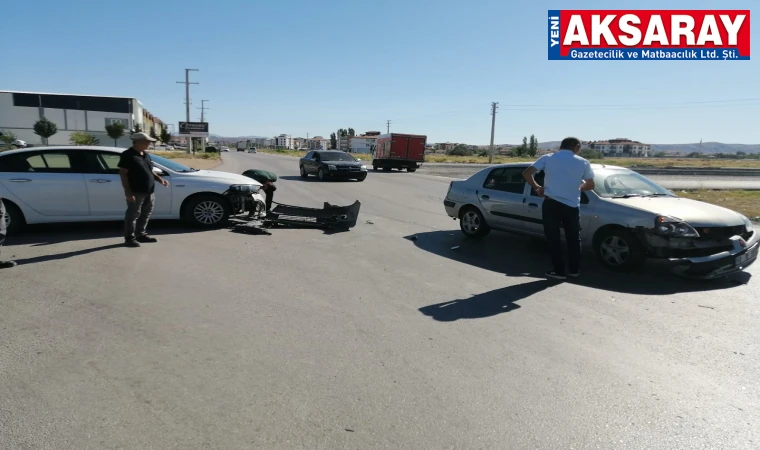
xmin=274 ymin=134 xmax=293 ymax=149
xmin=587 ymin=138 xmax=650 ymax=157
xmin=307 ymin=136 xmax=330 ymax=150
xmin=0 ymin=90 xmax=165 ymax=147
xmin=349 ymin=136 xmax=376 ymax=154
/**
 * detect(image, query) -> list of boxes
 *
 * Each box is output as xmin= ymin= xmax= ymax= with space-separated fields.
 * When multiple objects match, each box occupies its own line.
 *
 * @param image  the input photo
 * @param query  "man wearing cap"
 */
xmin=118 ymin=132 xmax=169 ymax=247
xmin=0 ymin=198 xmax=17 ymax=268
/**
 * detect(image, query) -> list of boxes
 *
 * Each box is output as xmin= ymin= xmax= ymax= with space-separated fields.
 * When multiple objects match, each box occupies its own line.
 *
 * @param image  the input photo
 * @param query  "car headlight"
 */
xmin=229 ymin=184 xmax=261 ymax=194
xmin=654 ymin=215 xmax=699 ymax=237
xmin=743 ymin=215 xmax=753 ymax=233
xmin=328 ymin=164 xmax=337 ymax=171
xmin=360 ymin=165 xmax=367 ymax=170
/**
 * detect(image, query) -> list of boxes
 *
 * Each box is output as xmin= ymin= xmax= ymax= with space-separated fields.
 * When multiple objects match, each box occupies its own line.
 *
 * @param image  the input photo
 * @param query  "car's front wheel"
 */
xmin=183 ymin=195 xmax=231 ymax=228
xmin=318 ymin=168 xmax=326 ymax=181
xmin=356 ymin=175 xmax=367 ymax=182
xmin=2 ymin=200 xmax=25 ymax=235
xmin=459 ymin=206 xmax=490 ymax=238
xmin=300 ymin=165 xmax=308 ymax=178
xmin=595 ymin=228 xmax=646 ymax=272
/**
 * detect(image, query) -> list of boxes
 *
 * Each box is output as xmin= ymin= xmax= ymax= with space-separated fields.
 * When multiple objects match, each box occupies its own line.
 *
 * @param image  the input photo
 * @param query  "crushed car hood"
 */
xmin=179 ymin=169 xmax=262 ymax=186
xmin=606 ymin=196 xmax=746 ymax=227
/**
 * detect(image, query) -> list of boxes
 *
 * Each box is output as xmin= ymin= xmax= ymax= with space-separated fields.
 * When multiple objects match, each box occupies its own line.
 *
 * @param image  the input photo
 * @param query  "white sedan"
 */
xmin=0 ymin=146 xmax=265 ymax=234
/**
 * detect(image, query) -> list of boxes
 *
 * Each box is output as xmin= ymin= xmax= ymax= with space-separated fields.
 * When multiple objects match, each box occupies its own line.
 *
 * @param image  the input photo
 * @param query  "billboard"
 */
xmin=179 ymin=121 xmax=209 ymax=137
xmin=548 ymin=10 xmax=750 ymax=60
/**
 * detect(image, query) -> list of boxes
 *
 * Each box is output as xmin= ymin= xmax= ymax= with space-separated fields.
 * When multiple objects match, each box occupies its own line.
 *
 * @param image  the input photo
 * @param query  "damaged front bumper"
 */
xmin=648 ymin=230 xmax=760 ymax=279
xmin=224 ymin=185 xmax=268 ymax=218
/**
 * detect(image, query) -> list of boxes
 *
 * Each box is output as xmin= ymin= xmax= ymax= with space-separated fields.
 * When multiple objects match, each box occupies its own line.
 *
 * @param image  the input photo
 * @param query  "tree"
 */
xmin=69 ymin=131 xmax=100 ymax=146
xmin=330 ymin=132 xmax=337 ymax=149
xmin=348 ymin=128 xmax=355 ymax=136
xmin=338 ymin=129 xmax=347 ymax=137
xmin=514 ymin=136 xmax=528 ymax=157
xmin=105 ymin=122 xmax=126 ymax=146
xmin=133 ymin=123 xmax=143 ymax=133
xmin=0 ymin=130 xmax=17 ymax=149
xmin=528 ymin=134 xmax=538 ymax=157
xmin=33 ymin=118 xmax=58 ymax=145
xmin=160 ymin=125 xmax=172 ymax=144
xmin=447 ymin=144 xmax=474 ymax=156
xmin=579 ymin=148 xmax=602 ymax=159
xmin=149 ymin=127 xmax=158 ymax=141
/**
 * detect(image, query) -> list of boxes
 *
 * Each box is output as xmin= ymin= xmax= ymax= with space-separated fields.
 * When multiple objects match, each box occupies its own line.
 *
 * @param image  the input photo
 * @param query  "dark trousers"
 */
xmin=542 ymin=197 xmax=582 ymax=275
xmin=125 ymin=193 xmax=155 ymax=240
xmin=0 ymin=199 xmax=6 ymax=258
xmin=262 ymin=184 xmax=276 ymax=211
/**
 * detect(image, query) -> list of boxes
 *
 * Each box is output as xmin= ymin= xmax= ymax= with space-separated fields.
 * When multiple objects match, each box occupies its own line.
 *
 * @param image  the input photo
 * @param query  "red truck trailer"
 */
xmin=372 ymin=133 xmax=426 ymax=172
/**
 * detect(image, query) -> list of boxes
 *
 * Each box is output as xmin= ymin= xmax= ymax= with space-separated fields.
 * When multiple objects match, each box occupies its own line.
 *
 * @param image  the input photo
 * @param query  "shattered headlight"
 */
xmin=743 ymin=215 xmax=753 ymax=233
xmin=229 ymin=184 xmax=261 ymax=194
xmin=654 ymin=215 xmax=699 ymax=238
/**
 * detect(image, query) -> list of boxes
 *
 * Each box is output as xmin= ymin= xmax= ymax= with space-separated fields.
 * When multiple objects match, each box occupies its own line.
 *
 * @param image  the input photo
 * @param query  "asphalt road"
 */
xmin=417 ymin=164 xmax=760 ymax=190
xmin=1 ymin=151 xmax=758 ymax=449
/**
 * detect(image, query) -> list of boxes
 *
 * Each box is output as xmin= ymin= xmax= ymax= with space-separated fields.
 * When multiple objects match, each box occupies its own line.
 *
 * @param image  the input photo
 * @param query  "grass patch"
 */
xmin=260 ymin=148 xmax=308 ymax=158
xmin=424 ymin=154 xmax=760 ymax=168
xmin=677 ymin=190 xmax=760 ymax=221
xmin=152 ymin=150 xmax=220 ymax=160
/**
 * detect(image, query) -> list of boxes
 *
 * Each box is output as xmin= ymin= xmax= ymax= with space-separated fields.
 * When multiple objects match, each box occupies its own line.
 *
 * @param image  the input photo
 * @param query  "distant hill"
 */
xmin=510 ymin=141 xmax=760 ymax=154
xmin=209 ymin=134 xmax=267 ymax=141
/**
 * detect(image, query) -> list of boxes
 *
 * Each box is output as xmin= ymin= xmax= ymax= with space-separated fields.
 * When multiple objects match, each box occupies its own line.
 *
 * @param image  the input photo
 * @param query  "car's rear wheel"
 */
xmin=183 ymin=195 xmax=230 ymax=228
xmin=407 ymin=167 xmax=417 ymax=172
xmin=318 ymin=168 xmax=326 ymax=181
xmin=459 ymin=206 xmax=490 ymax=238
xmin=373 ymin=163 xmax=379 ymax=171
xmin=595 ymin=228 xmax=646 ymax=272
xmin=300 ymin=165 xmax=308 ymax=178
xmin=2 ymin=200 xmax=25 ymax=235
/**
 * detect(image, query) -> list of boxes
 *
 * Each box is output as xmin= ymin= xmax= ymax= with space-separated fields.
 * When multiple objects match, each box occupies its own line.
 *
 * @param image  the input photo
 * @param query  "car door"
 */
xmin=521 ymin=170 xmax=593 ymax=237
xmin=309 ymin=153 xmax=321 ymax=173
xmin=302 ymin=152 xmax=313 ymax=172
xmin=0 ymin=150 xmax=90 ymax=216
xmin=476 ymin=167 xmax=527 ymax=231
xmin=81 ymin=151 xmax=172 ymax=217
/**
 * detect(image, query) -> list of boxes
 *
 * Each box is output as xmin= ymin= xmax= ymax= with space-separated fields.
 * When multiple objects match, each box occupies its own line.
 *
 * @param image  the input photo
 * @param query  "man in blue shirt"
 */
xmin=523 ymin=137 xmax=595 ymax=280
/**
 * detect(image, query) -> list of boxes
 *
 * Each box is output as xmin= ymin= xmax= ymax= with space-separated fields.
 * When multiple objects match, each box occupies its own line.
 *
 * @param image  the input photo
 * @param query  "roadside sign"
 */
xmin=179 ymin=121 xmax=209 ymax=137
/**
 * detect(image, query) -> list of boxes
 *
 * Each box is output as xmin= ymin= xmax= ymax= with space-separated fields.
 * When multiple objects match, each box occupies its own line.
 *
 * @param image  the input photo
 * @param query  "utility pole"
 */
xmin=488 ymin=102 xmax=498 ymax=164
xmin=198 ymin=99 xmax=209 ymax=122
xmin=386 ymin=120 xmax=390 ymax=134
xmin=177 ymin=68 xmax=199 ymax=153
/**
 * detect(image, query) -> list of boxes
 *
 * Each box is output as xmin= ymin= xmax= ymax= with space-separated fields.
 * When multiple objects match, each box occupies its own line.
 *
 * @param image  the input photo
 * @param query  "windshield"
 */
xmin=150 ymin=153 xmax=198 ymax=172
xmin=593 ymin=169 xmax=673 ymax=198
xmin=319 ymin=152 xmax=356 ymax=162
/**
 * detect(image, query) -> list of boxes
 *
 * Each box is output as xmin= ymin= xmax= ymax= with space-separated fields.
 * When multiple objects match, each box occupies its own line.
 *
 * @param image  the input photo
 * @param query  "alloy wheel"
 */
xmin=600 ymin=235 xmax=631 ymax=266
xmin=193 ymin=201 xmax=225 ymax=225
xmin=462 ymin=211 xmax=481 ymax=235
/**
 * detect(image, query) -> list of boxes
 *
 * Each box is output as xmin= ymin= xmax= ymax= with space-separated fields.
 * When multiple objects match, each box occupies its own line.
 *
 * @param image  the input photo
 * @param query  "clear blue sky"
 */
xmin=2 ymin=0 xmax=757 ymax=144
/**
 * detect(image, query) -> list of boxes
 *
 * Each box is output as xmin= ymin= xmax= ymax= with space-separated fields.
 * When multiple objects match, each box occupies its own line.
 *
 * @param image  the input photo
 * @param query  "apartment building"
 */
xmin=587 ymin=138 xmax=651 ymax=157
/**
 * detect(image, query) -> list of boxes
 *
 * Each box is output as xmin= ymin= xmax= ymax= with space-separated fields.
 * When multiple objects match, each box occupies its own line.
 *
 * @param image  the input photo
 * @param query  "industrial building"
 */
xmin=0 ymin=90 xmax=166 ymax=147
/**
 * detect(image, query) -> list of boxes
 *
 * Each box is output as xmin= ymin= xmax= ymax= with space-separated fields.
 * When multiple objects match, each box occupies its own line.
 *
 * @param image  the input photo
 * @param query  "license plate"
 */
xmin=735 ymin=244 xmax=759 ymax=267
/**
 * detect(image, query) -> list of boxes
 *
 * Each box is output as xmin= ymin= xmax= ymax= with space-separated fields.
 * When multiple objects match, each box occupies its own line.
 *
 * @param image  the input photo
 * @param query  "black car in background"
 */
xmin=299 ymin=150 xmax=368 ymax=181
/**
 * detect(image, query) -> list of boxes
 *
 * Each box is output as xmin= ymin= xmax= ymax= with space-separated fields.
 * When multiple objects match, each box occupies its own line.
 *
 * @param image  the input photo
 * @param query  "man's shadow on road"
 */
xmin=408 ymin=230 xmax=751 ymax=321
xmin=3 ymin=221 xmax=210 ymax=265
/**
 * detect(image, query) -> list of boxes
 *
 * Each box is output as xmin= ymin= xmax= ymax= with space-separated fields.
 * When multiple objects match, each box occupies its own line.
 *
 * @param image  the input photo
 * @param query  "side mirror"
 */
xmin=152 ymin=167 xmax=167 ymax=176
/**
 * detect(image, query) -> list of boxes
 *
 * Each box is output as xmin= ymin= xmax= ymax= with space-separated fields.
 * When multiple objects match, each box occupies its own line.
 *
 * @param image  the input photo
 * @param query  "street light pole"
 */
xmin=177 ymin=68 xmax=199 ymax=153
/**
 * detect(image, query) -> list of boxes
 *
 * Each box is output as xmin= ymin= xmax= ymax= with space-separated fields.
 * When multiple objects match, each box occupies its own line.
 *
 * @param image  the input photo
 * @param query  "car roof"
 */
xmin=0 ymin=146 xmax=126 ymax=156
xmin=487 ymin=162 xmax=628 ymax=171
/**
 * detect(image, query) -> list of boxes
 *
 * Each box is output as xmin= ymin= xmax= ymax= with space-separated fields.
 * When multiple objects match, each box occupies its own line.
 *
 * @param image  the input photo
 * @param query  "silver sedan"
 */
xmin=443 ymin=162 xmax=757 ymax=279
